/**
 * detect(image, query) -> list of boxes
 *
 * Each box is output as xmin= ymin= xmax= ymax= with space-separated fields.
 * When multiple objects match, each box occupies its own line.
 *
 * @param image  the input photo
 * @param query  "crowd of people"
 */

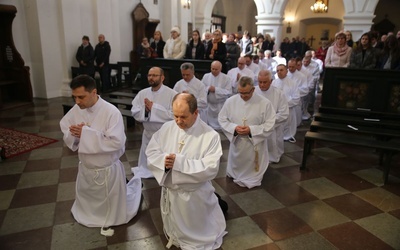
xmin=135 ymin=27 xmax=400 ymax=72
xmin=69 ymin=27 xmax=400 ymax=249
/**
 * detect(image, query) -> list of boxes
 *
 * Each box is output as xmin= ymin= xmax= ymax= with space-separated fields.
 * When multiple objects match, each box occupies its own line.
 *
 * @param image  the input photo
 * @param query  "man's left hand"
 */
xmin=165 ymin=153 xmax=176 ymax=169
xmin=144 ymin=98 xmax=153 ymax=112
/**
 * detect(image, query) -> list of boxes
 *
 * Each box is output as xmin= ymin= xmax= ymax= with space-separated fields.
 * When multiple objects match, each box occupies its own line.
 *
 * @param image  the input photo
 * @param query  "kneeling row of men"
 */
xmin=60 ymin=58 xmax=302 ymax=248
xmin=132 ymin=62 xmax=302 ymax=186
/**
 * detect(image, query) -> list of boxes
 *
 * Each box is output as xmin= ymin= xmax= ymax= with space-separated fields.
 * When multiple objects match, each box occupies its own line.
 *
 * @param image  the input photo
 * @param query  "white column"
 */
xmin=343 ymin=14 xmax=375 ymax=40
xmin=256 ymin=14 xmax=284 ymax=48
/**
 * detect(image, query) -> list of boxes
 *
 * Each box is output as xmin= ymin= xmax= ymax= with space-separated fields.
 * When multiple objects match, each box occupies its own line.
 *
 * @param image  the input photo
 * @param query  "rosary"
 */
xmin=243 ymin=116 xmax=259 ymax=172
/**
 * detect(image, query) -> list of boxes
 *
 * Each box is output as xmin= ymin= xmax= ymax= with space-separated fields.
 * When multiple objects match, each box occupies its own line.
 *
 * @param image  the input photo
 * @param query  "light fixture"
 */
xmin=310 ymin=0 xmax=328 ymax=13
xmin=183 ymin=0 xmax=191 ymax=9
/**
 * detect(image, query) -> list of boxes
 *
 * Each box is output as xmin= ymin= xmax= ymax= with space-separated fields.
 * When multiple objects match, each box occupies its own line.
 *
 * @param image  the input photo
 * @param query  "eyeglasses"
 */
xmin=238 ymin=88 xmax=254 ymax=95
xmin=147 ymin=74 xmax=161 ymax=78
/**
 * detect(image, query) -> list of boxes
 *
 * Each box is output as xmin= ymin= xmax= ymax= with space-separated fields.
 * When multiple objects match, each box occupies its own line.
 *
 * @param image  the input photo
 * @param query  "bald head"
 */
xmin=237 ymin=57 xmax=246 ymax=70
xmin=172 ymin=93 xmax=198 ymax=129
xmin=98 ymin=34 xmax=105 ymax=44
xmin=210 ymin=61 xmax=222 ymax=76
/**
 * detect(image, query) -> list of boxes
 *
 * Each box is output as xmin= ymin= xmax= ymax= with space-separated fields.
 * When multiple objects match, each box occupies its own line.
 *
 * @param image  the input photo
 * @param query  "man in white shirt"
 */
xmin=296 ymin=57 xmax=314 ymax=121
xmin=255 ymin=70 xmax=289 ymax=163
xmin=244 ymin=54 xmax=260 ymax=85
xmin=202 ymin=61 xmax=232 ymax=130
xmin=227 ymin=57 xmax=254 ymax=94
xmin=131 ymin=67 xmax=177 ymax=178
xmin=272 ymin=49 xmax=287 ymax=66
xmin=272 ymin=64 xmax=300 ymax=143
xmin=174 ymin=62 xmax=208 ymax=122
xmin=310 ymin=50 xmax=324 ymax=74
xmin=146 ymin=93 xmax=227 ymax=249
xmin=219 ymin=76 xmax=276 ymax=188
xmin=287 ymin=58 xmax=308 ymax=127
xmin=302 ymin=53 xmax=320 ymax=117
xmin=262 ymin=50 xmax=278 ymax=76
xmin=60 ymin=75 xmax=141 ymax=236
xmin=253 ymin=53 xmax=268 ymax=71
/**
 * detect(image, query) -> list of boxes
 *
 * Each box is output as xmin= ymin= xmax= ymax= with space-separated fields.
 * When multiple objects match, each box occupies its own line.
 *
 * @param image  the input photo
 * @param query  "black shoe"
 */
xmin=215 ymin=192 xmax=228 ymax=216
xmin=0 ymin=147 xmax=6 ymax=160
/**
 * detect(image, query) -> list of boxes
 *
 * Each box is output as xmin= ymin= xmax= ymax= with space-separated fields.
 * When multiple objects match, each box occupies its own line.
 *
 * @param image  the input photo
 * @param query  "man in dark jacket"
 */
xmin=76 ymin=36 xmax=95 ymax=78
xmin=94 ymin=34 xmax=111 ymax=92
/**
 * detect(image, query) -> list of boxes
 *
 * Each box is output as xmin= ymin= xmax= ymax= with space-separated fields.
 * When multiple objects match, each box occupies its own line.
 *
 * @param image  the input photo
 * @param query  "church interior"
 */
xmin=1 ymin=0 xmax=400 ymax=249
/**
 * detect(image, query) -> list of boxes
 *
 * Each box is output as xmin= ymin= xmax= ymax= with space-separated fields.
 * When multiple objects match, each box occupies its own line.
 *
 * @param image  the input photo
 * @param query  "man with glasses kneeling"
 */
xmin=130 ymin=67 xmax=177 ymax=178
xmin=218 ymin=76 xmax=276 ymax=189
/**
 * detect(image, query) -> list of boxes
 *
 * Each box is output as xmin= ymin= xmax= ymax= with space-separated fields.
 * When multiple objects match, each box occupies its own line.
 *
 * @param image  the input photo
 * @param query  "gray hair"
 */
xmin=238 ymin=76 xmax=254 ymax=88
xmin=180 ymin=62 xmax=195 ymax=72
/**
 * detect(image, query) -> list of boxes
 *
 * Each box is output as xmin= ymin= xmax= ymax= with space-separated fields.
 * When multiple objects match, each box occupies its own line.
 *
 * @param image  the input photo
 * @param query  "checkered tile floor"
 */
xmin=0 ymin=97 xmax=399 ymax=250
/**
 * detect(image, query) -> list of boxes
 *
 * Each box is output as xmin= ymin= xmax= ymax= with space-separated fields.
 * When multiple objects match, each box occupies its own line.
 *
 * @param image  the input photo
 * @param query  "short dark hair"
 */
xmin=70 ymin=75 xmax=96 ymax=92
xmin=82 ymin=35 xmax=89 ymax=41
xmin=172 ymin=93 xmax=197 ymax=114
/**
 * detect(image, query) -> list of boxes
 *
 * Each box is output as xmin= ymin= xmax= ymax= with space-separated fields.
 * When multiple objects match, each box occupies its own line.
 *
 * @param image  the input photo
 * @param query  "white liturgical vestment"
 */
xmin=202 ymin=72 xmax=232 ymax=130
xmin=174 ymin=77 xmax=208 ymax=123
xmin=227 ymin=67 xmax=254 ymax=94
xmin=218 ymin=94 xmax=276 ymax=188
xmin=272 ymin=77 xmax=300 ymax=140
xmin=131 ymin=84 xmax=177 ymax=178
xmin=288 ymin=70 xmax=308 ymax=126
xmin=60 ymin=97 xmax=141 ymax=228
xmin=255 ymin=86 xmax=289 ymax=163
xmin=146 ymin=117 xmax=227 ymax=249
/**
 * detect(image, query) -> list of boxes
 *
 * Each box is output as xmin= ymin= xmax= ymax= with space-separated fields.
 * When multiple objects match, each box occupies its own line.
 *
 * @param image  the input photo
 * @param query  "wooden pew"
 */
xmin=136 ymin=58 xmax=213 ymax=90
xmin=301 ymin=68 xmax=400 ymax=184
xmin=108 ymin=91 xmax=136 ymax=99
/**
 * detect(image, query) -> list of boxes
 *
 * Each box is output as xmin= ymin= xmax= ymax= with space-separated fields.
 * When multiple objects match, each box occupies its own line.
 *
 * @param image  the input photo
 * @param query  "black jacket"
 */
xmin=185 ymin=40 xmax=205 ymax=59
xmin=76 ymin=43 xmax=95 ymax=75
xmin=150 ymin=40 xmax=166 ymax=58
xmin=94 ymin=41 xmax=111 ymax=65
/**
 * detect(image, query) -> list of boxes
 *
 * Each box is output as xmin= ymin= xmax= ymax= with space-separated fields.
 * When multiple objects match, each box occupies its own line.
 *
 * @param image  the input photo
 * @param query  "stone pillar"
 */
xmin=255 ymin=14 xmax=284 ymax=49
xmin=343 ymin=14 xmax=375 ymax=40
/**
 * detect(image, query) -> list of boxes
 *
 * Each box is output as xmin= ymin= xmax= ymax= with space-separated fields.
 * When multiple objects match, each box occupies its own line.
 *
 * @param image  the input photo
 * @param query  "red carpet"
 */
xmin=0 ymin=127 xmax=58 ymax=158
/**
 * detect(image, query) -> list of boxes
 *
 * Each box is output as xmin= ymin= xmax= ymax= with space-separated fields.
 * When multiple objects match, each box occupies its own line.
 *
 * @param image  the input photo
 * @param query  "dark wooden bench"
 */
xmin=301 ymin=68 xmax=400 ymax=184
xmin=313 ymin=112 xmax=400 ymax=130
xmin=310 ymin=120 xmax=400 ymax=139
xmin=103 ymin=97 xmax=133 ymax=109
xmin=301 ymin=131 xmax=400 ymax=184
xmin=108 ymin=91 xmax=136 ymax=99
xmin=131 ymin=86 xmax=142 ymax=93
xmin=62 ymin=102 xmax=135 ymax=128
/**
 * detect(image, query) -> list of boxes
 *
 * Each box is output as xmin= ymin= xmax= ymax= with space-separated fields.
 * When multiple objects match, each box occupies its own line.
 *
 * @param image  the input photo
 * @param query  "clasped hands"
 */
xmin=69 ymin=122 xmax=86 ymax=138
xmin=235 ymin=125 xmax=250 ymax=135
xmin=144 ymin=98 xmax=153 ymax=112
xmin=165 ymin=153 xmax=176 ymax=170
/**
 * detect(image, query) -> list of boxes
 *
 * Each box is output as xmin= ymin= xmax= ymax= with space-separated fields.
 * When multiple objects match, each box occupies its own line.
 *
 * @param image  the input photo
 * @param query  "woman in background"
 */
xmin=349 ymin=32 xmax=376 ymax=69
xmin=206 ymin=29 xmax=227 ymax=72
xmin=225 ymin=33 xmax=240 ymax=71
xmin=163 ymin=26 xmax=186 ymax=59
xmin=150 ymin=31 xmax=165 ymax=58
xmin=325 ymin=32 xmax=352 ymax=68
xmin=185 ymin=29 xmax=205 ymax=59
xmin=377 ymin=34 xmax=400 ymax=70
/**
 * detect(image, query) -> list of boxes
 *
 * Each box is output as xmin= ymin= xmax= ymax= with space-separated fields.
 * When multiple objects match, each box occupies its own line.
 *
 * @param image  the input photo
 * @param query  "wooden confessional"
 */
xmin=0 ymin=4 xmax=33 ymax=110
xmin=130 ymin=3 xmax=160 ymax=75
